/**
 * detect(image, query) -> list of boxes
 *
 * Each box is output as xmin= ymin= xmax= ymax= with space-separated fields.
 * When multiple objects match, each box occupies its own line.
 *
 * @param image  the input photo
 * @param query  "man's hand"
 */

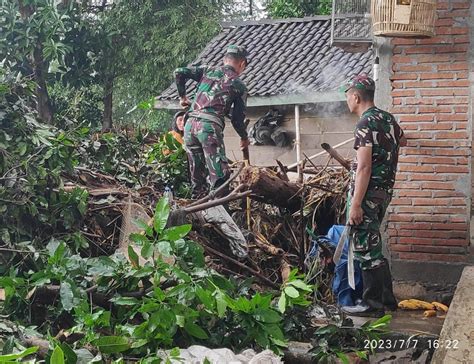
xmin=240 ymin=137 xmax=250 ymax=151
xmin=348 ymin=203 xmax=364 ymax=226
xmin=180 ymin=96 xmax=190 ymax=108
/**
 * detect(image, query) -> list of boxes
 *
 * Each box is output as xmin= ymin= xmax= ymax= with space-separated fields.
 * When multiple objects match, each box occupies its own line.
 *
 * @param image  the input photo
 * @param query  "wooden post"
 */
xmin=295 ymin=104 xmax=302 ymax=182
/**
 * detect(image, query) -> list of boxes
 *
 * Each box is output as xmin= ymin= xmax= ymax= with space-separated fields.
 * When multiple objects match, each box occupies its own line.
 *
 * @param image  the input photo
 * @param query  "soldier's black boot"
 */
xmin=342 ymin=265 xmax=385 ymax=318
xmin=381 ymin=258 xmax=398 ymax=311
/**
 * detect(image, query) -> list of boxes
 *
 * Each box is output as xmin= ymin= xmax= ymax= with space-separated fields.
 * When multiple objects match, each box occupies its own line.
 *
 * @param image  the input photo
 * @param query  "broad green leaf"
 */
xmin=195 ymin=287 xmax=213 ymax=310
xmin=161 ymin=224 xmax=191 ymax=241
xmin=74 ymin=348 xmax=94 ymax=364
xmin=288 ymin=279 xmax=312 ymax=291
xmin=128 ymin=245 xmax=139 ymax=268
xmin=355 ymin=351 xmax=368 ymax=360
xmin=184 ymin=321 xmax=208 ymax=339
xmin=50 ymin=346 xmax=65 ymax=364
xmin=141 ymin=241 xmax=153 ymax=258
xmin=284 ymin=286 xmax=299 ymax=298
xmin=60 ymin=343 xmax=77 ymax=364
xmin=156 ymin=241 xmax=172 ymax=257
xmin=154 ymin=197 xmax=170 ymax=233
xmin=0 ymin=347 xmax=38 ymax=361
xmin=131 ymin=339 xmax=148 ymax=349
xmin=60 ymin=282 xmax=74 ymax=312
xmin=254 ymin=308 xmax=281 ymax=323
xmin=129 ymin=233 xmax=148 ymax=245
xmin=92 ymin=336 xmax=130 ymax=354
xmin=277 ymin=294 xmax=286 ymax=313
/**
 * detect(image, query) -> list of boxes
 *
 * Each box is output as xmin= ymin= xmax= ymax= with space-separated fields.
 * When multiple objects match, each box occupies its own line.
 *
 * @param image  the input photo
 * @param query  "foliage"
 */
xmin=146 ymin=132 xmax=190 ymax=197
xmin=310 ymin=314 xmax=391 ymax=362
xmin=266 ymin=0 xmax=332 ymax=18
xmin=0 ymin=69 xmax=88 ymax=260
xmin=49 ymin=82 xmax=103 ymax=130
xmin=0 ymin=195 xmax=287 ymax=360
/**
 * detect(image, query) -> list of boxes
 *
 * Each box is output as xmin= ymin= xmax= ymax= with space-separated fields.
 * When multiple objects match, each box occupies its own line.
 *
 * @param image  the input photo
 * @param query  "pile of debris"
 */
xmin=66 ymin=155 xmax=350 ymax=298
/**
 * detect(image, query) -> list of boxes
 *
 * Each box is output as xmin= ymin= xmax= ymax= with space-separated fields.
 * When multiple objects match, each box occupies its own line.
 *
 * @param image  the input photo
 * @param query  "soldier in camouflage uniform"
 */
xmin=341 ymin=75 xmax=407 ymax=317
xmin=174 ymin=45 xmax=250 ymax=198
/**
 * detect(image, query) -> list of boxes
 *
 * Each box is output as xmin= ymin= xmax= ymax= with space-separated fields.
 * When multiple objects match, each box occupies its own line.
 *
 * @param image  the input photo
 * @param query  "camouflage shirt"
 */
xmin=174 ymin=65 xmax=248 ymax=139
xmin=351 ymin=106 xmax=404 ymax=194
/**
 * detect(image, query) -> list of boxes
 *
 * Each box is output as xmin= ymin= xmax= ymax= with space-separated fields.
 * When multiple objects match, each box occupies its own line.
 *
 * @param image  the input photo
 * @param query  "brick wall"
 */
xmin=387 ymin=0 xmax=473 ymax=263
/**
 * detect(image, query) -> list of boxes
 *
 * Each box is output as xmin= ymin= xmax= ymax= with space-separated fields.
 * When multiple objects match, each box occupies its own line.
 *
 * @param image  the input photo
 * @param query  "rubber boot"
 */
xmin=342 ymin=265 xmax=385 ymax=318
xmin=381 ymin=258 xmax=398 ymax=311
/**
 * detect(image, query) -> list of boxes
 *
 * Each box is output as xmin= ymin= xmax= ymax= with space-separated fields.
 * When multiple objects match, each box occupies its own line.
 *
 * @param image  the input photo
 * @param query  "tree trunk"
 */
xmin=240 ymin=166 xmax=302 ymax=210
xmin=33 ymin=44 xmax=53 ymax=123
xmin=19 ymin=0 xmax=53 ymax=123
xmin=102 ymin=76 xmax=113 ymax=131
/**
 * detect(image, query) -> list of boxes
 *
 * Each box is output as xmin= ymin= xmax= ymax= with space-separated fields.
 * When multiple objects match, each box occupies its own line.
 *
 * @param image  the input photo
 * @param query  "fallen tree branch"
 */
xmin=201 ymin=242 xmax=279 ymax=289
xmin=321 ymin=143 xmax=351 ymax=171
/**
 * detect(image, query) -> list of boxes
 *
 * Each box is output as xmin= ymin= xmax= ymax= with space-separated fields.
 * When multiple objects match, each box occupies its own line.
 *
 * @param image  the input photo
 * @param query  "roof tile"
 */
xmin=158 ymin=17 xmax=373 ymax=101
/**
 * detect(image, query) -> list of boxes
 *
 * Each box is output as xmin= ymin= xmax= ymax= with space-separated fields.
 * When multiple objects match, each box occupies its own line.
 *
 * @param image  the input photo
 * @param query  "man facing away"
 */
xmin=174 ymin=45 xmax=250 ymax=199
xmin=341 ymin=74 xmax=407 ymax=317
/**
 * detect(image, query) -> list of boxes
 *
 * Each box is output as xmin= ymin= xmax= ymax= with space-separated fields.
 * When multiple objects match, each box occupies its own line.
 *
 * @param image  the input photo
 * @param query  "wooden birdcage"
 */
xmin=371 ymin=0 xmax=437 ymax=37
xmin=330 ymin=0 xmax=372 ymax=52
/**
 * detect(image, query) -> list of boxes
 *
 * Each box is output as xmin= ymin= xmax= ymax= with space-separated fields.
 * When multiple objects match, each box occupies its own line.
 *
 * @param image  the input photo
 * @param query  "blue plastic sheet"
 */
xmin=310 ymin=225 xmax=363 ymax=306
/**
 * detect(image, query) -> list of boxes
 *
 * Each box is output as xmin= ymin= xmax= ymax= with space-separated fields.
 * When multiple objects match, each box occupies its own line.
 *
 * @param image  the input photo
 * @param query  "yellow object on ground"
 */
xmin=423 ymin=310 xmax=437 ymax=317
xmin=398 ymin=299 xmax=435 ymax=310
xmin=431 ymin=301 xmax=449 ymax=313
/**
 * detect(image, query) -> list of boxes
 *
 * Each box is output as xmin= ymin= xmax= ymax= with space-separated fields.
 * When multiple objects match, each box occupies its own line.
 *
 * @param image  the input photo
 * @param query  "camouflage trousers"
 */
xmin=348 ymin=189 xmax=391 ymax=270
xmin=184 ymin=117 xmax=230 ymax=198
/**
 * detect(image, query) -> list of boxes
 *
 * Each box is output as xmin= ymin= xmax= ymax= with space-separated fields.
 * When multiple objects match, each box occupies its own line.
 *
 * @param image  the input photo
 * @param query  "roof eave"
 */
xmin=154 ymin=91 xmax=344 ymax=110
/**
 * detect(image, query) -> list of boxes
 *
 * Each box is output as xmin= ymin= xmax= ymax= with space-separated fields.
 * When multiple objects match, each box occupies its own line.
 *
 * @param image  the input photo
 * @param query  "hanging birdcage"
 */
xmin=371 ymin=0 xmax=436 ymax=37
xmin=330 ymin=0 xmax=373 ymax=53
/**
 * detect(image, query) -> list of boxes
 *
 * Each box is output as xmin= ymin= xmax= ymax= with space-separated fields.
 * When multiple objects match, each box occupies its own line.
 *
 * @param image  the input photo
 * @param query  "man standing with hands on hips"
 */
xmin=174 ymin=45 xmax=250 ymax=199
xmin=341 ymin=74 xmax=407 ymax=317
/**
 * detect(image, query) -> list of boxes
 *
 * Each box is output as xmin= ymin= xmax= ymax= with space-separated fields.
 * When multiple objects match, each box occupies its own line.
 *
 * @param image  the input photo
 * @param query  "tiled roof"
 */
xmin=158 ymin=16 xmax=373 ymax=102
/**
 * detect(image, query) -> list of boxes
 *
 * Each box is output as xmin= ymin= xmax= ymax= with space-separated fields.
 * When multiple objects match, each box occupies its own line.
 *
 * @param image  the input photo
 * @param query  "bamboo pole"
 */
xmin=287 ymin=137 xmax=355 ymax=171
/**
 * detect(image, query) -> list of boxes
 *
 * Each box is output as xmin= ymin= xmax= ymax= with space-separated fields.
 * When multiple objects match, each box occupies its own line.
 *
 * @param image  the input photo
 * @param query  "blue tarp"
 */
xmin=310 ymin=225 xmax=363 ymax=306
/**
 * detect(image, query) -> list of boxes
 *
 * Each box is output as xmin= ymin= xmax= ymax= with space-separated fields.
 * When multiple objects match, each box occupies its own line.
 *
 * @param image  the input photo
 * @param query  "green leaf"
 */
xmin=284 ymin=286 xmax=300 ymax=298
xmin=141 ymin=241 xmax=153 ymax=258
xmin=254 ymin=308 xmax=281 ymax=323
xmin=0 ymin=347 xmax=38 ymax=361
xmin=195 ymin=287 xmax=214 ymax=310
xmin=355 ymin=351 xmax=368 ymax=360
xmin=277 ymin=294 xmax=286 ymax=313
xmin=110 ymin=297 xmax=139 ymax=306
xmin=215 ymin=292 xmax=227 ymax=318
xmin=128 ymin=245 xmax=139 ymax=268
xmin=130 ymin=233 xmax=148 ymax=245
xmin=161 ymin=224 xmax=191 ymax=241
xmin=288 ymin=279 xmax=312 ymax=291
xmin=156 ymin=241 xmax=172 ymax=256
xmin=153 ymin=197 xmax=170 ymax=233
xmin=60 ymin=282 xmax=74 ymax=312
xmin=92 ymin=336 xmax=130 ymax=354
xmin=184 ymin=321 xmax=209 ymax=339
xmin=50 ymin=346 xmax=65 ymax=364
xmin=74 ymin=348 xmax=95 ymax=364
xmin=60 ymin=343 xmax=77 ymax=364
xmin=336 ymin=351 xmax=349 ymax=364
xmin=367 ymin=314 xmax=392 ymax=329
xmin=130 ymin=339 xmax=148 ymax=349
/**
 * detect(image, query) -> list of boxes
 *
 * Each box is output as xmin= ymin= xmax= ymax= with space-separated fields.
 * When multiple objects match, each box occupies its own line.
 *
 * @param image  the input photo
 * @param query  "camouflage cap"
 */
xmin=226 ymin=44 xmax=249 ymax=61
xmin=340 ymin=74 xmax=376 ymax=93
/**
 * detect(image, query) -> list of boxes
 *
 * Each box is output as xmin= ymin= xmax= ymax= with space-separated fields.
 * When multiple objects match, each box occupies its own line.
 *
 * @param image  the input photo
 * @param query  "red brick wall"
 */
xmin=387 ymin=0 xmax=472 ymax=263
